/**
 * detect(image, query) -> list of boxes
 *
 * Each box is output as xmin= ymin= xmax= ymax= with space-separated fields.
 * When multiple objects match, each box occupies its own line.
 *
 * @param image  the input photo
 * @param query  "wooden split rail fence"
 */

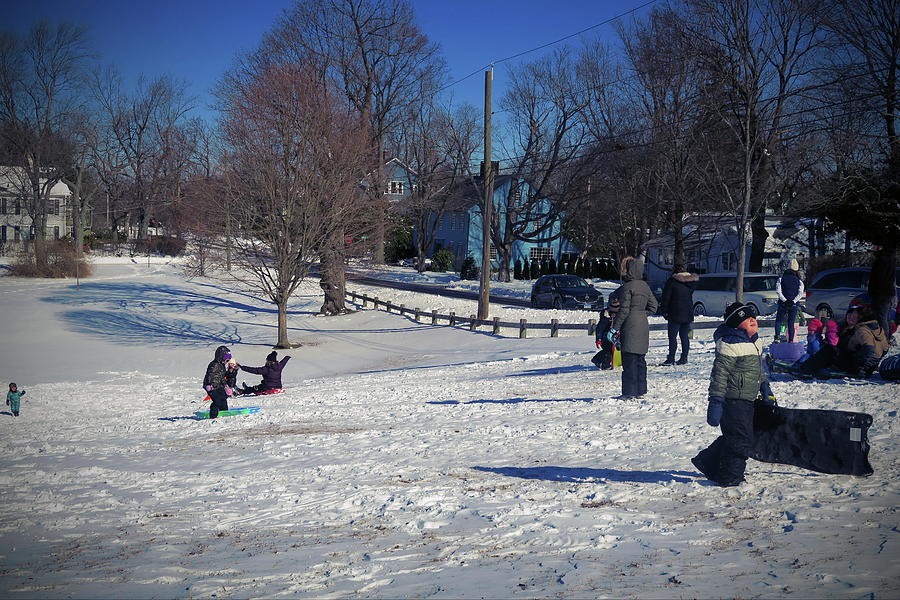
xmin=346 ymin=290 xmax=777 ymax=338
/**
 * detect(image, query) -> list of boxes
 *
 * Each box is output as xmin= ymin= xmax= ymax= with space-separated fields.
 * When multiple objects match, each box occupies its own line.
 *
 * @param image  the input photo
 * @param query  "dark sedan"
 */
xmin=530 ymin=274 xmax=604 ymax=310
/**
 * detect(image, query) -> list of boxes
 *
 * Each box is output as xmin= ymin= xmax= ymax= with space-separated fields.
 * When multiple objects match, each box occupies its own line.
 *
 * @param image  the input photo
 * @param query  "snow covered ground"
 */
xmin=0 ymin=258 xmax=898 ymax=598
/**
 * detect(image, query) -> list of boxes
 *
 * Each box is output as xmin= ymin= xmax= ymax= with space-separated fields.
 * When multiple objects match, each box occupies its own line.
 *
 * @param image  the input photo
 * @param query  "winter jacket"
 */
xmin=709 ymin=324 xmax=767 ymax=401
xmin=240 ymin=356 xmax=291 ymax=390
xmin=7 ymin=390 xmax=24 ymax=408
xmin=611 ymin=258 xmax=659 ymax=355
xmin=659 ymin=272 xmax=698 ymax=323
xmin=203 ymin=346 xmax=230 ymax=391
xmin=595 ymin=289 xmax=621 ymax=345
xmin=837 ymin=320 xmax=889 ymax=377
xmin=777 ymin=270 xmax=804 ymax=304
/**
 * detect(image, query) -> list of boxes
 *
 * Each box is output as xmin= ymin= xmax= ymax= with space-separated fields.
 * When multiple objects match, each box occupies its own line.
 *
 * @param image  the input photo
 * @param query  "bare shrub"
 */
xmin=9 ymin=240 xmax=93 ymax=278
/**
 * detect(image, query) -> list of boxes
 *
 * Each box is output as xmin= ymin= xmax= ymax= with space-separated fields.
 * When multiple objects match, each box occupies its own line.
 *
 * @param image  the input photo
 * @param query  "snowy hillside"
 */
xmin=0 ymin=259 xmax=897 ymax=598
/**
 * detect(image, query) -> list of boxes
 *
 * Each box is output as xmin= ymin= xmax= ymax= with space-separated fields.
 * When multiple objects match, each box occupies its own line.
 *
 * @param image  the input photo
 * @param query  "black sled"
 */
xmin=751 ymin=401 xmax=874 ymax=476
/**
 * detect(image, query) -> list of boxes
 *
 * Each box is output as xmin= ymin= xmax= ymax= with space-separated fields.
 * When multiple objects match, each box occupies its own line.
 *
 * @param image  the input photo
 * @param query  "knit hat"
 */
xmin=789 ymin=258 xmax=799 ymax=271
xmin=807 ymin=318 xmax=824 ymax=334
xmin=723 ymin=302 xmax=757 ymax=329
xmin=266 ymin=351 xmax=278 ymax=362
xmin=9 ymin=383 xmax=15 ymax=389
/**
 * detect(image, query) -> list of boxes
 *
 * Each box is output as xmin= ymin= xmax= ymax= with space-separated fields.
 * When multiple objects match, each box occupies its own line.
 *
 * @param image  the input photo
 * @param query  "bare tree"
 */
xmin=218 ymin=62 xmax=371 ymax=346
xmin=684 ymin=0 xmax=824 ymax=299
xmin=494 ymin=47 xmax=593 ymax=281
xmin=92 ymin=69 xmax=195 ymax=245
xmin=388 ymin=100 xmax=480 ymax=271
xmin=0 ymin=21 xmax=92 ymax=268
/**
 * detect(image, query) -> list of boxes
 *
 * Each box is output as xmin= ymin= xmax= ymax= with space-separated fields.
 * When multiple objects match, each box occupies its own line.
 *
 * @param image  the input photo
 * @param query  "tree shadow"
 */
xmin=158 ymin=415 xmax=202 ymax=422
xmin=768 ymin=371 xmax=896 ymax=387
xmin=427 ymin=397 xmax=594 ymax=405
xmin=59 ymin=309 xmax=244 ymax=347
xmin=472 ymin=465 xmax=699 ymax=484
xmin=508 ymin=365 xmax=598 ymax=377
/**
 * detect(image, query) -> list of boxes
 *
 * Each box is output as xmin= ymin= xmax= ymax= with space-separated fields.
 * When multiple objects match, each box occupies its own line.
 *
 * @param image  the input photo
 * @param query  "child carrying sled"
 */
xmin=7 ymin=382 xmax=25 ymax=417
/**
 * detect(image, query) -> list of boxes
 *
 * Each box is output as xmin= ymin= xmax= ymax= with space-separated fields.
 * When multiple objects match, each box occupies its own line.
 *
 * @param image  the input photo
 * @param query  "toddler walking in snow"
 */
xmin=7 ymin=382 xmax=25 ymax=417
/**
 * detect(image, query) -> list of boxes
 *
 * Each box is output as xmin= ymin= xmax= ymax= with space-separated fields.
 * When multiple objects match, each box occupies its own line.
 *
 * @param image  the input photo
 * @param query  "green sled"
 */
xmin=194 ymin=406 xmax=261 ymax=420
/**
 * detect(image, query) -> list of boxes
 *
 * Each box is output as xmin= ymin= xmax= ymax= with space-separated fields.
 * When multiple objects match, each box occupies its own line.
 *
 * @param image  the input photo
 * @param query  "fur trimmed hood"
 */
xmin=672 ymin=272 xmax=699 ymax=283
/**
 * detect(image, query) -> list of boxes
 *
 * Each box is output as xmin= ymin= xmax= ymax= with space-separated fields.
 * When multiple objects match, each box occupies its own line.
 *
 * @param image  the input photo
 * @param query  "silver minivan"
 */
xmin=692 ymin=273 xmax=781 ymax=317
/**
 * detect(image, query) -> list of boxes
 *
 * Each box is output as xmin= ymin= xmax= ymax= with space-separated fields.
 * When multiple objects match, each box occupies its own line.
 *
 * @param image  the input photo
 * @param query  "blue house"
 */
xmin=416 ymin=175 xmax=578 ymax=270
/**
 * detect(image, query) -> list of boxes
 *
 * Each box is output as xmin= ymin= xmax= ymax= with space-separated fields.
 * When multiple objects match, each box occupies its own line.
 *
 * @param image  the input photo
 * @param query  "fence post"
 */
xmin=519 ymin=319 xmax=528 ymax=339
xmin=551 ymin=319 xmax=559 ymax=337
xmin=470 ymin=315 xmax=477 ymax=331
xmin=400 ymin=303 xmax=406 ymax=315
xmin=432 ymin=310 xmax=438 ymax=325
xmin=414 ymin=308 xmax=420 ymax=322
xmin=492 ymin=317 xmax=500 ymax=336
xmin=449 ymin=311 xmax=456 ymax=326
xmin=374 ymin=296 xmax=380 ymax=311
xmin=362 ymin=294 xmax=369 ymax=308
xmin=588 ymin=318 xmax=596 ymax=336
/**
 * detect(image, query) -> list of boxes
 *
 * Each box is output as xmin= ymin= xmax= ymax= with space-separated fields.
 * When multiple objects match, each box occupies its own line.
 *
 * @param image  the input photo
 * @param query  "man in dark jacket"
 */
xmin=658 ymin=264 xmax=699 ymax=365
xmin=203 ymin=345 xmax=233 ymax=419
xmin=240 ymin=351 xmax=291 ymax=394
xmin=775 ymin=259 xmax=804 ymax=342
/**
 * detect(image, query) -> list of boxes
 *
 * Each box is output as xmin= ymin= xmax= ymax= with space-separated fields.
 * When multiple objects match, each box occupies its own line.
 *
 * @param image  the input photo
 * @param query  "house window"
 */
xmin=15 ymin=199 xmax=21 ymax=215
xmin=50 ymin=198 xmax=60 ymax=216
xmin=0 ymin=226 xmax=6 ymax=241
xmin=721 ymin=252 xmax=737 ymax=271
xmin=530 ymin=247 xmax=552 ymax=262
xmin=658 ymin=247 xmax=673 ymax=266
xmin=386 ymin=181 xmax=404 ymax=195
xmin=54 ymin=226 xmax=60 ymax=239
xmin=0 ymin=198 xmax=6 ymax=214
xmin=489 ymin=245 xmax=497 ymax=260
xmin=13 ymin=227 xmax=20 ymax=242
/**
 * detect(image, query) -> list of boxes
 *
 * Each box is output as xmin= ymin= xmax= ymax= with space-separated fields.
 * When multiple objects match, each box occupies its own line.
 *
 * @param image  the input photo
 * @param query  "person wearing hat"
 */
xmin=203 ymin=346 xmax=233 ymax=419
xmin=692 ymin=302 xmax=773 ymax=487
xmin=608 ymin=256 xmax=658 ymax=398
xmin=658 ymin=263 xmax=699 ymax=365
xmin=774 ymin=258 xmax=804 ymax=343
xmin=834 ymin=299 xmax=888 ymax=377
xmin=239 ymin=351 xmax=292 ymax=395
xmin=7 ymin=382 xmax=25 ymax=417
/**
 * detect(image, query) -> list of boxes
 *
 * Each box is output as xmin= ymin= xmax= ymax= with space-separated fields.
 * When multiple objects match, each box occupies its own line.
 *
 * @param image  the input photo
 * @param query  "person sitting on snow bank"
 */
xmin=239 ymin=351 xmax=291 ymax=394
xmin=800 ymin=298 xmax=888 ymax=378
xmin=203 ymin=346 xmax=233 ymax=419
xmin=692 ymin=302 xmax=773 ymax=487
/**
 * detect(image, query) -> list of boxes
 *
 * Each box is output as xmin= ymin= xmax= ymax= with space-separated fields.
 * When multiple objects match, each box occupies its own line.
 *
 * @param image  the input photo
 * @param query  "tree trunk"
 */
xmin=319 ymin=229 xmax=347 ymax=315
xmin=869 ymin=246 xmax=897 ymax=336
xmin=275 ymin=297 xmax=292 ymax=348
xmin=749 ymin=211 xmax=768 ymax=272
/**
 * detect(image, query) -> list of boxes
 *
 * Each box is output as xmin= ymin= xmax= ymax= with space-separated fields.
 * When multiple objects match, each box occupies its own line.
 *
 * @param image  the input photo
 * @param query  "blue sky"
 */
xmin=6 ymin=0 xmax=656 ymax=121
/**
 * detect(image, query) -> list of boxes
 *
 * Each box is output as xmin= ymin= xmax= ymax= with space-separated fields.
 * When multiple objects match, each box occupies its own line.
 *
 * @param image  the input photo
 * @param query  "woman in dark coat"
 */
xmin=240 ymin=351 xmax=291 ymax=393
xmin=658 ymin=264 xmax=699 ymax=365
xmin=608 ymin=257 xmax=658 ymax=398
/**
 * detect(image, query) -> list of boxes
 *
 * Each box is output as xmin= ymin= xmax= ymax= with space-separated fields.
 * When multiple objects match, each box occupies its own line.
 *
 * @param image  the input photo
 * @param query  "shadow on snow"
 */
xmin=59 ymin=309 xmax=243 ymax=347
xmin=472 ymin=465 xmax=699 ymax=484
xmin=428 ymin=397 xmax=594 ymax=405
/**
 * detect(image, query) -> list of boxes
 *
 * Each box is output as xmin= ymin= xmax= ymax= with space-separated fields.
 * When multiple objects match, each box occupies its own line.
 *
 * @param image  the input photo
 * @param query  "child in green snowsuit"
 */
xmin=7 ymin=382 xmax=25 ymax=417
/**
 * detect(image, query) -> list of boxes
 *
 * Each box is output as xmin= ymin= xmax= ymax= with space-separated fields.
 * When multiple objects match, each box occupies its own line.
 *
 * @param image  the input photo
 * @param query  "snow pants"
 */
xmin=208 ymin=388 xmax=229 ymax=419
xmin=775 ymin=301 xmax=799 ymax=342
xmin=666 ymin=322 xmax=690 ymax=362
xmin=621 ymin=351 xmax=647 ymax=397
xmin=694 ymin=397 xmax=754 ymax=485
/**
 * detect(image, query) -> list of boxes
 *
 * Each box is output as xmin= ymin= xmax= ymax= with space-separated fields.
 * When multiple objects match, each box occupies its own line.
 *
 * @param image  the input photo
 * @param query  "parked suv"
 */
xmin=805 ymin=267 xmax=900 ymax=320
xmin=530 ymin=274 xmax=604 ymax=310
xmin=692 ymin=272 xmax=781 ymax=317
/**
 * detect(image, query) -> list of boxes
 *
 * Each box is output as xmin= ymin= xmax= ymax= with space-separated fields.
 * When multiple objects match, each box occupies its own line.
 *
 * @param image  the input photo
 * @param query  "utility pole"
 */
xmin=478 ymin=67 xmax=494 ymax=321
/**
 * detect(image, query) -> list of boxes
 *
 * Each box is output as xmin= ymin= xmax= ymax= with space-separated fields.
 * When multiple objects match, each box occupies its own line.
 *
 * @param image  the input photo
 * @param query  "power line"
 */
xmin=435 ymin=0 xmax=659 ymax=94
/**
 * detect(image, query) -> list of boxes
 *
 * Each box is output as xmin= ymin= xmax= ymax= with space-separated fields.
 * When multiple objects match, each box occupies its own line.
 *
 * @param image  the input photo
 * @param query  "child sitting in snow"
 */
xmin=7 ymin=382 xmax=25 ymax=417
xmin=797 ymin=318 xmax=824 ymax=363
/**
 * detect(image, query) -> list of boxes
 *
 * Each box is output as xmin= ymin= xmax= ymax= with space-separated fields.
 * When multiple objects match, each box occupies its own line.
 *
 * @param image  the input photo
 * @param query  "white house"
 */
xmin=0 ymin=168 xmax=71 ymax=251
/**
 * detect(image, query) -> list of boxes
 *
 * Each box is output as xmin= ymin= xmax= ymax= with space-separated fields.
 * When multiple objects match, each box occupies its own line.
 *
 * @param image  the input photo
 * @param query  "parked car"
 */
xmin=397 ymin=257 xmax=432 ymax=268
xmin=805 ymin=267 xmax=900 ymax=320
xmin=692 ymin=272 xmax=781 ymax=317
xmin=530 ymin=274 xmax=604 ymax=310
